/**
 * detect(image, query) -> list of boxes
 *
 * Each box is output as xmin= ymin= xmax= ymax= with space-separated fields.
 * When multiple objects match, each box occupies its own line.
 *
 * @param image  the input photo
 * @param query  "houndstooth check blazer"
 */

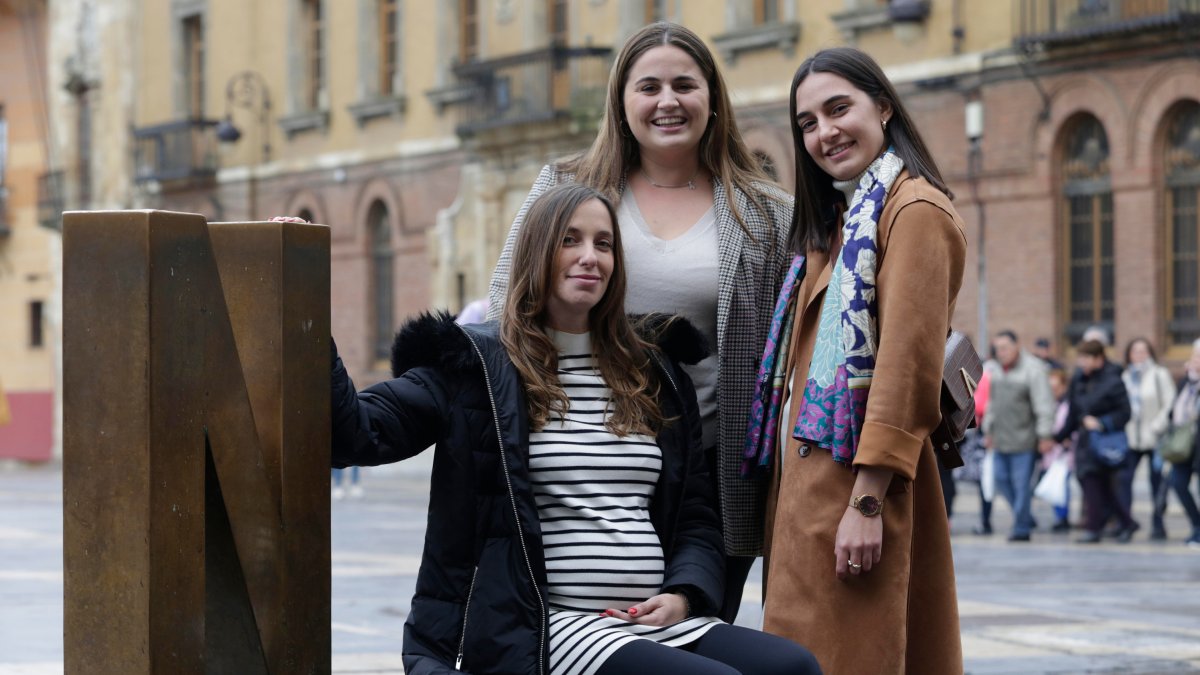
xmin=486 ymin=164 xmax=793 ymax=556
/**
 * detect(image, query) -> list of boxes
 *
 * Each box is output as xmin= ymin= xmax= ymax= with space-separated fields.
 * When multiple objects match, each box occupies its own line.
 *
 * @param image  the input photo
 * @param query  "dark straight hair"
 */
xmin=1124 ymin=337 xmax=1158 ymax=366
xmin=787 ymin=47 xmax=953 ymax=254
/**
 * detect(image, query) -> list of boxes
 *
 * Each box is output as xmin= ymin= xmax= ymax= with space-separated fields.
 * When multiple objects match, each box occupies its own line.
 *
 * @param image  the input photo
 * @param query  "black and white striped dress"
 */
xmin=533 ymin=331 xmax=721 ymax=675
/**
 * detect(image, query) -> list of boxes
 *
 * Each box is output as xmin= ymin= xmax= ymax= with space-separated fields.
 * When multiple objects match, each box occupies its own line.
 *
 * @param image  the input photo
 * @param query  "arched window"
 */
xmin=1164 ymin=101 xmax=1200 ymax=346
xmin=1060 ymin=115 xmax=1113 ymax=346
xmin=368 ymin=200 xmax=394 ymax=362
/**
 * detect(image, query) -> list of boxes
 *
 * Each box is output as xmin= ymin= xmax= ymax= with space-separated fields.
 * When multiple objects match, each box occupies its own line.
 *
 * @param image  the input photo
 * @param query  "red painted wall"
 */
xmin=0 ymin=391 xmax=54 ymax=462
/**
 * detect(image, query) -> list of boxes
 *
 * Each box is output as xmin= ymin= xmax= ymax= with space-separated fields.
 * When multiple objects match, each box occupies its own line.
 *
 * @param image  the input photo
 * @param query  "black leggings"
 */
xmin=594 ymin=624 xmax=822 ymax=675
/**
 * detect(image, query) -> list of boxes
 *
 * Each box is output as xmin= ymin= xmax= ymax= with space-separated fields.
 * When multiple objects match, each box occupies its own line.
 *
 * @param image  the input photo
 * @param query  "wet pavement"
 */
xmin=2 ymin=456 xmax=1198 ymax=674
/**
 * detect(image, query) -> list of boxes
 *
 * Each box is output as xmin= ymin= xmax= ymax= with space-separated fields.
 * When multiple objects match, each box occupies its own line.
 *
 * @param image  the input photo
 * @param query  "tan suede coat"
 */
xmin=763 ymin=173 xmax=966 ymax=675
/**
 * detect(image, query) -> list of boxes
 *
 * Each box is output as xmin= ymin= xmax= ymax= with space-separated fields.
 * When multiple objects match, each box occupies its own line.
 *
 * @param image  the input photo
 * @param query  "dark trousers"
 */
xmin=1170 ymin=463 xmax=1200 ymax=534
xmin=1117 ymin=449 xmax=1166 ymax=533
xmin=1081 ymin=466 xmax=1135 ymax=533
xmin=595 ymin=624 xmax=822 ymax=675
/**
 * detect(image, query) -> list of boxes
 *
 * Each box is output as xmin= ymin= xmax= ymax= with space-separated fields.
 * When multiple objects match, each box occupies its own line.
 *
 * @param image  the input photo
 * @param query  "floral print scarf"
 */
xmin=792 ymin=150 xmax=904 ymax=465
xmin=743 ymin=150 xmax=904 ymax=474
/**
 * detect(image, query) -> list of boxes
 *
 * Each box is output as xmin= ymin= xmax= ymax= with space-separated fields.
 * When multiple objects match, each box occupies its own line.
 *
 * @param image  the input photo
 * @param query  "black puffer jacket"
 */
xmin=331 ymin=313 xmax=724 ymax=675
xmin=1056 ymin=360 xmax=1131 ymax=477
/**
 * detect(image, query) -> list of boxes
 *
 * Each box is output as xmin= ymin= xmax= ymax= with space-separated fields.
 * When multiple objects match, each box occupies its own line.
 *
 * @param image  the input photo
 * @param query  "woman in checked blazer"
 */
xmin=485 ymin=22 xmax=792 ymax=621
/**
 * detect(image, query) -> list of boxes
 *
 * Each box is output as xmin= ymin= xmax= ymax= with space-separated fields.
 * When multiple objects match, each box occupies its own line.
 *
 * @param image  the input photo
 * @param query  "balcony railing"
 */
xmin=38 ymin=171 xmax=64 ymax=231
xmin=1015 ymin=0 xmax=1200 ymax=48
xmin=132 ymin=118 xmax=220 ymax=184
xmin=452 ymin=46 xmax=613 ymax=137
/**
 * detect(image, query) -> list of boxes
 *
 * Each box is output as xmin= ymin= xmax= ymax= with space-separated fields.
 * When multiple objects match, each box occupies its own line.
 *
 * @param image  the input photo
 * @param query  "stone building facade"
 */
xmin=42 ymin=0 xmax=1200 ymax=401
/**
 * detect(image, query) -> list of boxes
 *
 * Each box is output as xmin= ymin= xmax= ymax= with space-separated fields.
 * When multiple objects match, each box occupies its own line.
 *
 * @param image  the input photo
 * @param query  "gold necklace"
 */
xmin=641 ymin=168 xmax=700 ymax=190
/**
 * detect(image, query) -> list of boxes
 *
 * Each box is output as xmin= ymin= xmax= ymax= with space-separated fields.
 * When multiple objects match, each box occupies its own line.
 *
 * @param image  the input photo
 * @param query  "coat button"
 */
xmin=797 ymin=444 xmax=811 ymax=458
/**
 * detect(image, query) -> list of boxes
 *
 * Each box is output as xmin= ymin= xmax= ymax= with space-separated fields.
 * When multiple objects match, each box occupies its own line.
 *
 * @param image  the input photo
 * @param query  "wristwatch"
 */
xmin=850 ymin=494 xmax=883 ymax=517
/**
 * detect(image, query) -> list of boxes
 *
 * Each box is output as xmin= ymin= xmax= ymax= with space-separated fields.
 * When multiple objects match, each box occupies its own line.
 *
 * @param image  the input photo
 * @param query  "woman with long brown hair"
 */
xmin=487 ymin=22 xmax=792 ymax=621
xmin=745 ymin=47 xmax=966 ymax=673
xmin=332 ymin=184 xmax=818 ymax=675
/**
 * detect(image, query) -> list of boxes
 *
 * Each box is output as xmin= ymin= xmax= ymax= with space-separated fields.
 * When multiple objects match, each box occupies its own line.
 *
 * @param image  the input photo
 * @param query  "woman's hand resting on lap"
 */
xmin=601 ymin=592 xmax=688 ymax=626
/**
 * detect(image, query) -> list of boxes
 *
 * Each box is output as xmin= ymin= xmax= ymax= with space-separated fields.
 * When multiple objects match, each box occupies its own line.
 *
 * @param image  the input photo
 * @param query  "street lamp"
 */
xmin=216 ymin=71 xmax=272 ymax=219
xmin=965 ymin=98 xmax=987 ymax=348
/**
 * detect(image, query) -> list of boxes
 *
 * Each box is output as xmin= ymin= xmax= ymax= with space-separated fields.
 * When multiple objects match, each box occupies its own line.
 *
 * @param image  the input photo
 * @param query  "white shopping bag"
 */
xmin=980 ymin=449 xmax=995 ymax=502
xmin=1034 ymin=455 xmax=1070 ymax=508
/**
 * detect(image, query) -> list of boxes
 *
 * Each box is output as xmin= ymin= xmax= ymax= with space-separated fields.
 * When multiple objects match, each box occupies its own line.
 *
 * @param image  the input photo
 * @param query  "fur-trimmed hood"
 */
xmin=391 ymin=311 xmax=709 ymax=378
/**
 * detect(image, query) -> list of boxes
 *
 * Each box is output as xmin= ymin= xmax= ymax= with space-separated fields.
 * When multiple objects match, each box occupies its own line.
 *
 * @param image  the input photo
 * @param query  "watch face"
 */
xmin=857 ymin=495 xmax=882 ymax=515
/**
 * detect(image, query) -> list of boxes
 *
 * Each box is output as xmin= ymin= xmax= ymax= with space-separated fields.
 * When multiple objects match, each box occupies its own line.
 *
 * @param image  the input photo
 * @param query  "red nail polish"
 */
xmin=628 ymin=608 xmax=637 ymax=615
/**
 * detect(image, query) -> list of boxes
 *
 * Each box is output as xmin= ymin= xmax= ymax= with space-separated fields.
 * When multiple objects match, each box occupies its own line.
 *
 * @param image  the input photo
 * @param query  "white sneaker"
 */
xmin=349 ymin=485 xmax=365 ymax=499
xmin=332 ymin=487 xmax=346 ymax=501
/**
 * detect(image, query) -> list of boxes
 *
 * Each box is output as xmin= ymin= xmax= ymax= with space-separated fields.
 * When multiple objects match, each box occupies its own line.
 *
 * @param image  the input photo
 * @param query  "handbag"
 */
xmin=1161 ymin=423 xmax=1196 ymax=465
xmin=930 ymin=330 xmax=984 ymax=469
xmin=1091 ymin=429 xmax=1129 ymax=468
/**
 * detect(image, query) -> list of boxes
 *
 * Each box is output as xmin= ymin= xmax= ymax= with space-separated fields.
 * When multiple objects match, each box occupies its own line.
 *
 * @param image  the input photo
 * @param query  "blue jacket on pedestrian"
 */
xmin=331 ymin=313 xmax=724 ymax=675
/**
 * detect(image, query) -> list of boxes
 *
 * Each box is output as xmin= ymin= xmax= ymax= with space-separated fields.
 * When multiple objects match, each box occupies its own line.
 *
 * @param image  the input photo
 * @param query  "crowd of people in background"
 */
xmin=954 ymin=327 xmax=1200 ymax=548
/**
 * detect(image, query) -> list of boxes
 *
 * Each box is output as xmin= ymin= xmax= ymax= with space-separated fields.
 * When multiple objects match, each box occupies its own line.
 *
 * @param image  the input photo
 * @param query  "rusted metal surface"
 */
xmin=63 ymin=210 xmax=331 ymax=674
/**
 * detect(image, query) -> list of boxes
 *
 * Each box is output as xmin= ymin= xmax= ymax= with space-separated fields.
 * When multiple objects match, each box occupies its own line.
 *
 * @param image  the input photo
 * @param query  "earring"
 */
xmin=711 ymin=110 xmax=718 ymax=118
xmin=882 ymin=118 xmax=889 ymax=130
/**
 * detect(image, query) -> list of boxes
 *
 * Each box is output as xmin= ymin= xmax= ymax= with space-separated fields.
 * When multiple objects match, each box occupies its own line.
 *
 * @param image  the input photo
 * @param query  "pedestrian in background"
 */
xmin=1120 ymin=337 xmax=1175 ymax=540
xmin=486 ymin=21 xmax=793 ymax=621
xmin=1055 ymin=340 xmax=1135 ymax=544
xmin=752 ymin=46 xmax=965 ymax=673
xmin=1045 ymin=368 xmax=1074 ymax=532
xmin=1032 ymin=337 xmax=1064 ymax=370
xmin=982 ymin=331 xmax=1056 ymax=542
xmin=1166 ymin=340 xmax=1200 ymax=547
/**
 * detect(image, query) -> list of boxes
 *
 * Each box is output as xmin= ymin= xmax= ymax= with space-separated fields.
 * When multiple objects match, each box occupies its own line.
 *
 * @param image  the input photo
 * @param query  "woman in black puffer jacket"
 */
xmin=1055 ymin=339 xmax=1133 ymax=543
xmin=331 ymin=184 xmax=819 ymax=675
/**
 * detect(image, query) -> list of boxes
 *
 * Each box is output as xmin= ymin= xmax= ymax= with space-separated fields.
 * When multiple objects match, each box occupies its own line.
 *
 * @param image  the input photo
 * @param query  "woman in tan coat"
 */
xmin=743 ymin=48 xmax=966 ymax=673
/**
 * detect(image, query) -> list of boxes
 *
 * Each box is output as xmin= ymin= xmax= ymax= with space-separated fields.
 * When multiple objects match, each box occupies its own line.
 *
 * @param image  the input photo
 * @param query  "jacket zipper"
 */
xmin=458 ymin=327 xmax=547 ymax=675
xmin=454 ymin=565 xmax=479 ymax=671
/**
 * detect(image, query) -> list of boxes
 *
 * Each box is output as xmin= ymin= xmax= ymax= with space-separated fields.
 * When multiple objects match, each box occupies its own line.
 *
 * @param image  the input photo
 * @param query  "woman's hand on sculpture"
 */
xmin=601 ymin=593 xmax=688 ymax=626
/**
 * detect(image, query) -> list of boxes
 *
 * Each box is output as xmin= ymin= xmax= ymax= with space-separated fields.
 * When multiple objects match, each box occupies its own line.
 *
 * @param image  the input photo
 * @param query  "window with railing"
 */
xmin=30 ymin=300 xmax=45 ymax=348
xmin=645 ymin=0 xmax=667 ymax=23
xmin=1060 ymin=115 xmax=1114 ymax=346
xmin=369 ymin=201 xmax=394 ymax=363
xmin=0 ymin=105 xmax=7 ymax=235
xmin=303 ymin=0 xmax=325 ymax=110
xmin=132 ymin=119 xmax=219 ymax=184
xmin=37 ymin=171 xmax=64 ymax=230
xmin=548 ymin=0 xmax=568 ymax=44
xmin=460 ymin=0 xmax=479 ymax=63
xmin=452 ymin=46 xmax=612 ymax=136
xmin=1164 ymin=102 xmax=1200 ymax=346
xmin=379 ymin=0 xmax=399 ymax=95
xmin=1015 ymin=0 xmax=1200 ymax=47
xmin=0 ymin=105 xmax=8 ymax=190
xmin=183 ymin=15 xmax=205 ymax=118
xmin=756 ymin=0 xmax=780 ymax=24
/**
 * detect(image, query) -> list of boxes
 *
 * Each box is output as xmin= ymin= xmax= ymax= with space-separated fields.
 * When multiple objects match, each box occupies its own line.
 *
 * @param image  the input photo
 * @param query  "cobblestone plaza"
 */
xmin=2 ymin=457 xmax=1197 ymax=675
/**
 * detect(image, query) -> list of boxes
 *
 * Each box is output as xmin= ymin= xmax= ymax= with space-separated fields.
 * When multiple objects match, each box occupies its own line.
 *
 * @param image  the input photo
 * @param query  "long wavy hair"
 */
xmin=559 ymin=21 xmax=781 ymax=236
xmin=788 ymin=47 xmax=953 ymax=254
xmin=500 ymin=183 xmax=666 ymax=436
